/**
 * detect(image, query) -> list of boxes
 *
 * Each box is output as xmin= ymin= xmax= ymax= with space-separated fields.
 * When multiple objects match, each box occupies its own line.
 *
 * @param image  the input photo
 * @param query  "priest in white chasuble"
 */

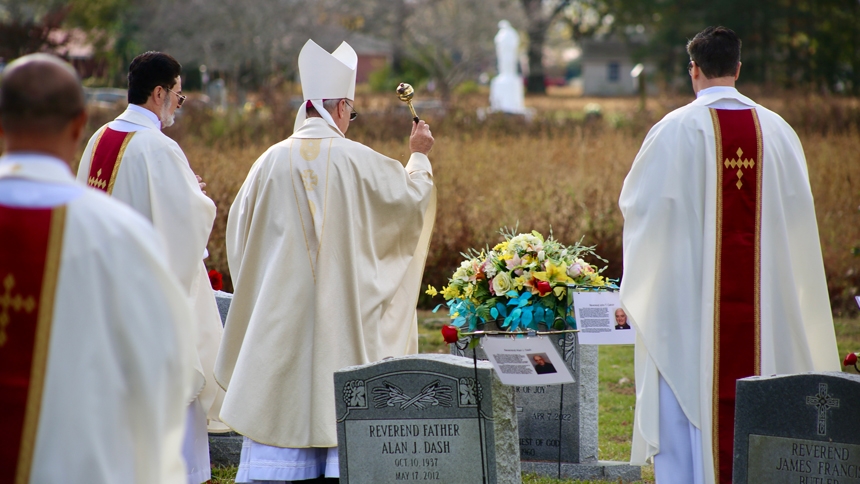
xmin=619 ymin=27 xmax=839 ymax=484
xmin=216 ymin=39 xmax=436 ymax=483
xmin=0 ymin=54 xmax=195 ymax=483
xmin=75 ymin=51 xmax=225 ymax=483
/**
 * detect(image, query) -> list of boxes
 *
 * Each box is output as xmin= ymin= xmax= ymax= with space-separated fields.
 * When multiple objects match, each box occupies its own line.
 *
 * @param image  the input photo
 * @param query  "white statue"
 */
xmin=490 ymin=20 xmax=526 ymax=114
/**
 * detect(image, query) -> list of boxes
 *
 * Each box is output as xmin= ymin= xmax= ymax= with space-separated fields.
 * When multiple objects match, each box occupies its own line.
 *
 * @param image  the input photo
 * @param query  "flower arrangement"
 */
xmin=427 ymin=228 xmax=615 ymax=337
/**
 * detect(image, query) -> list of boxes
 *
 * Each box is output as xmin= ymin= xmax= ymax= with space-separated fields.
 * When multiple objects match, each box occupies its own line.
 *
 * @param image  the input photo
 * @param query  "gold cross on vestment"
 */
xmin=0 ymin=273 xmax=37 ymax=347
xmin=724 ymin=147 xmax=755 ymax=189
xmin=88 ymin=168 xmax=107 ymax=190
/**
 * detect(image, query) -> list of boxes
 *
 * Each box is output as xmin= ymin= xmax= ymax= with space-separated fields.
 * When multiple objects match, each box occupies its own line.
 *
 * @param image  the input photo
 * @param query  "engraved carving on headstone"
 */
xmin=371 ymin=380 xmax=453 ymax=410
xmin=805 ymin=382 xmax=840 ymax=436
xmin=458 ymin=377 xmax=482 ymax=407
xmin=557 ymin=332 xmax=577 ymax=366
xmin=343 ymin=380 xmax=367 ymax=409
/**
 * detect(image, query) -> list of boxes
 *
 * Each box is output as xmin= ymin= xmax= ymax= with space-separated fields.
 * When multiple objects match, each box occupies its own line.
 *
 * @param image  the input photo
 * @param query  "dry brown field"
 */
xmin=76 ymin=89 xmax=860 ymax=314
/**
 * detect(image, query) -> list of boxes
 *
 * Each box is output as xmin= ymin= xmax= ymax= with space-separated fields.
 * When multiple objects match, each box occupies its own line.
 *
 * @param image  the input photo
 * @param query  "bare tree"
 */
xmin=327 ymin=0 xmax=524 ymax=99
xmin=521 ymin=0 xmax=569 ymax=93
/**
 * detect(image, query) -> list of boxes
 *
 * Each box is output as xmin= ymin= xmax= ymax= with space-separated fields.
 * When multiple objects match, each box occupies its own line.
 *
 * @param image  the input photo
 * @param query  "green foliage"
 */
xmin=605 ymin=0 xmax=860 ymax=94
xmin=454 ymin=80 xmax=481 ymax=95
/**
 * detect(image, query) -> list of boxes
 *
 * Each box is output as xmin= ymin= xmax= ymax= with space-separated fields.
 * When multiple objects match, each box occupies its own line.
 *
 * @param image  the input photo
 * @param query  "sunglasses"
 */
xmin=344 ymin=99 xmax=358 ymax=121
xmin=168 ymin=88 xmax=186 ymax=107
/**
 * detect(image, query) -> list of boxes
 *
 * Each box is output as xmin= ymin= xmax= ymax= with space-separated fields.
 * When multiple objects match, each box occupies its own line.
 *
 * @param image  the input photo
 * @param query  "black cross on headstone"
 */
xmin=806 ymin=383 xmax=839 ymax=436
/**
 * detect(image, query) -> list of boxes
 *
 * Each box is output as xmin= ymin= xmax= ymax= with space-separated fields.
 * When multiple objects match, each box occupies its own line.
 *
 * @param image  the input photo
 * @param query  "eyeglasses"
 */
xmin=687 ymin=61 xmax=695 ymax=73
xmin=168 ymin=88 xmax=186 ymax=107
xmin=344 ymin=99 xmax=358 ymax=121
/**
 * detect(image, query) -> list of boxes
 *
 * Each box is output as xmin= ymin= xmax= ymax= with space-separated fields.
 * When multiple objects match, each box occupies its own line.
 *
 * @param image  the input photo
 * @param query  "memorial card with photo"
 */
xmin=572 ymin=291 xmax=635 ymax=345
xmin=482 ymin=336 xmax=575 ymax=386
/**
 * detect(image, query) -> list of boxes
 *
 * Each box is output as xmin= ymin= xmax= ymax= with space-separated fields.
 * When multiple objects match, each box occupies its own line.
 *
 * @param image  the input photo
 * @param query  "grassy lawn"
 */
xmin=212 ymin=314 xmax=860 ymax=483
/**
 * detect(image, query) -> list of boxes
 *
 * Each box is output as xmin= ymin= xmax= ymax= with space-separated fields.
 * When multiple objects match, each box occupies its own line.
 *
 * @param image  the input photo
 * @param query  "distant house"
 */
xmin=48 ymin=29 xmax=107 ymax=79
xmin=580 ymin=38 xmax=642 ymax=96
xmin=345 ymin=33 xmax=392 ymax=84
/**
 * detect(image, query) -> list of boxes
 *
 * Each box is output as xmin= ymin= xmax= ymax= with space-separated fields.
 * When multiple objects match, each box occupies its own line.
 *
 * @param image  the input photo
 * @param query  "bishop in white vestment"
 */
xmin=215 ymin=40 xmax=436 ymax=483
xmin=0 ymin=53 xmax=194 ymax=484
xmin=619 ymin=27 xmax=839 ymax=484
xmin=75 ymin=52 xmax=225 ymax=484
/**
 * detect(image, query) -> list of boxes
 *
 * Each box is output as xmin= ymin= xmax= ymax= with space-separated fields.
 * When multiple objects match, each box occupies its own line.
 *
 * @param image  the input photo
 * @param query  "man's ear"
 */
xmin=69 ymin=111 xmax=88 ymax=145
xmin=734 ymin=62 xmax=742 ymax=80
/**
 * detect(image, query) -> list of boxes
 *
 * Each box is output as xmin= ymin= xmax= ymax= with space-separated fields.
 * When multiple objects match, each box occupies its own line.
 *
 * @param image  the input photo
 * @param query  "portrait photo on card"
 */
xmin=573 ymin=291 xmax=635 ymax=345
xmin=613 ymin=307 xmax=631 ymax=330
xmin=528 ymin=353 xmax=557 ymax=374
xmin=482 ymin=336 xmax=574 ymax=385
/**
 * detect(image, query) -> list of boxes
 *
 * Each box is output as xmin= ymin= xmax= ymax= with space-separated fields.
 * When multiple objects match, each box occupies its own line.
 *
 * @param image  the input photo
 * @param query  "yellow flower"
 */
xmin=425 ymin=285 xmax=438 ymax=297
xmin=493 ymin=241 xmax=509 ymax=252
xmin=513 ymin=275 xmax=526 ymax=290
xmin=463 ymin=284 xmax=475 ymax=298
xmin=545 ymin=260 xmax=573 ymax=284
xmin=441 ymin=285 xmax=460 ymax=300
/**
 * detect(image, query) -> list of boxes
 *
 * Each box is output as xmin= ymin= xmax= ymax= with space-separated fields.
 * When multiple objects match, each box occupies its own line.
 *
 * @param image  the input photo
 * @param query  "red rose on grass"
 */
xmin=441 ymin=325 xmax=460 ymax=344
xmin=208 ymin=269 xmax=223 ymax=291
xmin=536 ymin=280 xmax=552 ymax=297
xmin=844 ymin=352 xmax=858 ymax=367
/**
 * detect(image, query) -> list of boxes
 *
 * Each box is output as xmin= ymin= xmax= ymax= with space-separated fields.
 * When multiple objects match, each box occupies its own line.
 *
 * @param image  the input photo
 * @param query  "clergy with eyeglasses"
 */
xmin=76 ymin=51 xmax=226 ymax=484
xmin=215 ymin=39 xmax=436 ymax=483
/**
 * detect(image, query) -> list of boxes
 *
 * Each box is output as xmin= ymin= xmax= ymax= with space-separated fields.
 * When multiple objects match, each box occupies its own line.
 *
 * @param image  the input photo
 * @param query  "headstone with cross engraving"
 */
xmin=733 ymin=372 xmax=860 ymax=484
xmin=334 ymin=354 xmax=520 ymax=483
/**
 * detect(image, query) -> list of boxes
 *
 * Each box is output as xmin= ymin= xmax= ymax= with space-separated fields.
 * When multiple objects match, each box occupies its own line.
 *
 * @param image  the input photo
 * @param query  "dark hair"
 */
xmin=0 ymin=53 xmax=85 ymax=134
xmin=686 ymin=26 xmax=741 ymax=79
xmin=127 ymin=51 xmax=181 ymax=105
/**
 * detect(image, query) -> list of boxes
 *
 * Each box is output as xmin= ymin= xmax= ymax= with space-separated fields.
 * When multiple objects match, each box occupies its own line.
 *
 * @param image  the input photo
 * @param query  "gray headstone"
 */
xmin=213 ymin=290 xmax=232 ymax=326
xmin=734 ymin=372 xmax=860 ymax=484
xmin=453 ymin=333 xmax=640 ymax=480
xmin=209 ymin=290 xmax=240 ymax=467
xmin=334 ymin=354 xmax=520 ymax=484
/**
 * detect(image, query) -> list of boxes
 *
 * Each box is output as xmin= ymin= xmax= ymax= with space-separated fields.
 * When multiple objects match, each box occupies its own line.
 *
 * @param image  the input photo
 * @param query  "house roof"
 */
xmin=580 ymin=38 xmax=631 ymax=61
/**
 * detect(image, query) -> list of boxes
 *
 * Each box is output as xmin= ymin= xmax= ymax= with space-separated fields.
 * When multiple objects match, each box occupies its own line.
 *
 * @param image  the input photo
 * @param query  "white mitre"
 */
xmin=294 ymin=39 xmax=358 ymax=135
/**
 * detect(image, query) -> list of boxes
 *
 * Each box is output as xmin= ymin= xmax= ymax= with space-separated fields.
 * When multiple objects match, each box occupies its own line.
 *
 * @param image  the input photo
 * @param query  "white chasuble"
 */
xmin=619 ymin=87 xmax=839 ymax=484
xmin=216 ymin=118 xmax=435 ymax=448
xmin=0 ymin=156 xmax=194 ymax=483
xmin=77 ymin=107 xmax=226 ymax=430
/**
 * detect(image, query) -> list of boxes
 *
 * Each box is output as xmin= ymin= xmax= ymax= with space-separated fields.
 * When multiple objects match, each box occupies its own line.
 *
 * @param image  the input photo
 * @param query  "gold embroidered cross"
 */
xmin=724 ymin=147 xmax=755 ymax=189
xmin=0 ymin=273 xmax=37 ymax=347
xmin=88 ymin=168 xmax=107 ymax=190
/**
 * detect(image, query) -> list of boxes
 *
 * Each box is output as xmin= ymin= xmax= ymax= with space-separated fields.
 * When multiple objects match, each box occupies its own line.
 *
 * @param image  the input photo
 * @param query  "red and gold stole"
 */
xmin=86 ymin=128 xmax=135 ymax=194
xmin=0 ymin=206 xmax=65 ymax=483
xmin=710 ymin=108 xmax=762 ymax=484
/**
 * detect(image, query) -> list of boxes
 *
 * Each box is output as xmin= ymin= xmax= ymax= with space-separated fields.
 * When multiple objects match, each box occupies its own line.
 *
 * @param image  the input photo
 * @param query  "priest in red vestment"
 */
xmin=619 ymin=27 xmax=839 ymax=484
xmin=75 ymin=51 xmax=225 ymax=484
xmin=0 ymin=54 xmax=194 ymax=483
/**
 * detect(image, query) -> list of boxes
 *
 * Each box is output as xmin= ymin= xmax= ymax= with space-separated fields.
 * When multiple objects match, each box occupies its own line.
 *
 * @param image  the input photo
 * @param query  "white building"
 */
xmin=581 ymin=38 xmax=646 ymax=96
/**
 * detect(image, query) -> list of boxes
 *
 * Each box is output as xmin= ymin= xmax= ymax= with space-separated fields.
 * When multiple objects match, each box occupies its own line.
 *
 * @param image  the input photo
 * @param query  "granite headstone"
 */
xmin=208 ymin=290 xmax=242 ymax=467
xmin=453 ymin=333 xmax=639 ymax=480
xmin=334 ymin=354 xmax=520 ymax=484
xmin=734 ymin=372 xmax=860 ymax=484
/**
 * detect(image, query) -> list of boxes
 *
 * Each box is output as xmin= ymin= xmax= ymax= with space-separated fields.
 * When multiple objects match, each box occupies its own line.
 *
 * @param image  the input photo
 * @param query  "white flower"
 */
xmin=492 ymin=272 xmax=514 ymax=295
xmin=567 ymin=263 xmax=582 ymax=278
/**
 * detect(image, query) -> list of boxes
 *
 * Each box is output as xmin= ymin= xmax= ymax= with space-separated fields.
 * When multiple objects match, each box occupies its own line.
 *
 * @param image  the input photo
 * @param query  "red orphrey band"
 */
xmin=710 ymin=107 xmax=763 ymax=484
xmin=87 ymin=128 xmax=135 ymax=194
xmin=0 ymin=205 xmax=65 ymax=483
